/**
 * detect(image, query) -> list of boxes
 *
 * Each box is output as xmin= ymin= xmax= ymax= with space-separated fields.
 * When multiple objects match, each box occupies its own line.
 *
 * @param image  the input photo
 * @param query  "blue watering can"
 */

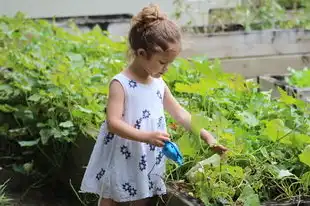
xmin=162 ymin=141 xmax=183 ymax=166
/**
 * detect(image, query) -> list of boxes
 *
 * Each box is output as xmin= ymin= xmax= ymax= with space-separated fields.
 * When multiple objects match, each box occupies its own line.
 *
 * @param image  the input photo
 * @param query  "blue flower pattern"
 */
xmin=139 ymin=155 xmax=147 ymax=171
xmin=120 ymin=145 xmax=131 ymax=159
xmin=104 ymin=132 xmax=114 ymax=145
xmin=128 ymin=80 xmax=137 ymax=88
xmin=96 ymin=168 xmax=105 ymax=181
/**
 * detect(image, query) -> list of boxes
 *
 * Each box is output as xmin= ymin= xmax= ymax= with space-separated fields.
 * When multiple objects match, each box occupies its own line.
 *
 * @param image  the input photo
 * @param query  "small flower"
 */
xmin=149 ymin=144 xmax=156 ymax=151
xmin=142 ymin=110 xmax=151 ymax=119
xmin=104 ymin=132 xmax=114 ymax=144
xmin=157 ymin=90 xmax=163 ymax=101
xmin=134 ymin=118 xmax=142 ymax=129
xmin=120 ymin=145 xmax=131 ymax=159
xmin=157 ymin=116 xmax=163 ymax=128
xmin=139 ymin=155 xmax=147 ymax=171
xmin=96 ymin=168 xmax=105 ymax=180
xmin=129 ymin=80 xmax=137 ymax=88
xmin=122 ymin=182 xmax=131 ymax=192
xmin=149 ymin=181 xmax=154 ymax=190
xmin=156 ymin=187 xmax=162 ymax=192
xmin=156 ymin=151 xmax=164 ymax=165
xmin=129 ymin=187 xmax=137 ymax=196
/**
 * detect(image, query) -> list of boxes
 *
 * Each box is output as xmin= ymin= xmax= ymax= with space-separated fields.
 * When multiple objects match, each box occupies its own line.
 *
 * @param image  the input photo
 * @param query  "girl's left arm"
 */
xmin=163 ymin=83 xmax=227 ymax=154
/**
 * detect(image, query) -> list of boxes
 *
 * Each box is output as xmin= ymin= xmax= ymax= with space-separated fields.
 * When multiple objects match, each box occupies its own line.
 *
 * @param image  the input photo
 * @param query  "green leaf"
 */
xmin=278 ymin=87 xmax=296 ymax=105
xmin=28 ymin=94 xmax=41 ymax=102
xmin=177 ymin=134 xmax=196 ymax=156
xmin=75 ymin=105 xmax=93 ymax=114
xmin=262 ymin=119 xmax=291 ymax=142
xmin=220 ymin=165 xmax=244 ymax=180
xmin=190 ymin=113 xmax=211 ymax=137
xmin=301 ymin=172 xmax=310 ymax=189
xmin=23 ymin=161 xmax=33 ymax=174
xmin=0 ymin=104 xmax=18 ymax=112
xmin=39 ymin=129 xmax=53 ymax=145
xmin=237 ymin=184 xmax=260 ymax=206
xmin=67 ymin=52 xmax=85 ymax=68
xmin=236 ymin=111 xmax=259 ymax=127
xmin=186 ymin=154 xmax=221 ymax=181
xmin=59 ymin=121 xmax=74 ymax=128
xmin=18 ymin=138 xmax=40 ymax=147
xmin=299 ymin=145 xmax=310 ymax=167
xmin=290 ymin=133 xmax=310 ymax=148
xmin=12 ymin=164 xmax=27 ymax=175
xmin=8 ymin=128 xmax=28 ymax=137
xmin=82 ymin=124 xmax=99 ymax=139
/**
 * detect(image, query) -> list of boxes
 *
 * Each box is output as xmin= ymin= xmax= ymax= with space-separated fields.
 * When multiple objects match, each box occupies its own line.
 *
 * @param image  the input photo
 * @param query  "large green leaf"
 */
xmin=237 ymin=185 xmax=260 ymax=206
xmin=299 ymin=145 xmax=310 ymax=167
xmin=177 ymin=133 xmax=196 ymax=156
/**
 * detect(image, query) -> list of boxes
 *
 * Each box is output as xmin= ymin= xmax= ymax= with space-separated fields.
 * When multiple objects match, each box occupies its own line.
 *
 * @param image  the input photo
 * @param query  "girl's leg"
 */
xmin=130 ymin=198 xmax=151 ymax=206
xmin=100 ymin=198 xmax=117 ymax=206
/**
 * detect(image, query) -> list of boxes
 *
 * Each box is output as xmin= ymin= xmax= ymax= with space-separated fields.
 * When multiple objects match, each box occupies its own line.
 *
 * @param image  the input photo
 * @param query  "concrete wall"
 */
xmin=108 ymin=23 xmax=310 ymax=77
xmin=0 ymin=0 xmax=240 ymax=27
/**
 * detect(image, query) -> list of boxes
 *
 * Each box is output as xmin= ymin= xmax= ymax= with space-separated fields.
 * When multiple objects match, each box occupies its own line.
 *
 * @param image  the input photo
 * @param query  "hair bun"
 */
xmin=132 ymin=4 xmax=167 ymax=29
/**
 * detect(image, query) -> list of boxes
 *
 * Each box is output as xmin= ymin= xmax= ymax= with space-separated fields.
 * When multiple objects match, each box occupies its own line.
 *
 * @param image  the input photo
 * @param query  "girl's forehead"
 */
xmin=161 ymin=50 xmax=179 ymax=61
xmin=158 ymin=43 xmax=181 ymax=60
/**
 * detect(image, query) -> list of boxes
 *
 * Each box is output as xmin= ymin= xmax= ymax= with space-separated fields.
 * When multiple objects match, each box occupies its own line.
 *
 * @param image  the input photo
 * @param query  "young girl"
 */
xmin=80 ymin=4 xmax=227 ymax=206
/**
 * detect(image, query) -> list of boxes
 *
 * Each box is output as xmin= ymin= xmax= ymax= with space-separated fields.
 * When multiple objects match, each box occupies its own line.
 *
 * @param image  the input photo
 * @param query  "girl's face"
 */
xmin=138 ymin=42 xmax=181 ymax=78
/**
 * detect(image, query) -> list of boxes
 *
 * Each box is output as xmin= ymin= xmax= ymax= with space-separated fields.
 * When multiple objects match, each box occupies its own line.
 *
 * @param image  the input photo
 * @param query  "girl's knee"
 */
xmin=100 ymin=198 xmax=117 ymax=206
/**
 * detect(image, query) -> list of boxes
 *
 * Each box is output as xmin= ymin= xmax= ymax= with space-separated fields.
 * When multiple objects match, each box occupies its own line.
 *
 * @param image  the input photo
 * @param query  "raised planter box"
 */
xmin=107 ymin=26 xmax=310 ymax=77
xmin=181 ymin=29 xmax=310 ymax=77
xmin=257 ymin=74 xmax=310 ymax=103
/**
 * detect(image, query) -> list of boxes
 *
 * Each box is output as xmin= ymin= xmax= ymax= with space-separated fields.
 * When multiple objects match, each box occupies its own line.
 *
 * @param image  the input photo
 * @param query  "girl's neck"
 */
xmin=126 ymin=59 xmax=152 ymax=84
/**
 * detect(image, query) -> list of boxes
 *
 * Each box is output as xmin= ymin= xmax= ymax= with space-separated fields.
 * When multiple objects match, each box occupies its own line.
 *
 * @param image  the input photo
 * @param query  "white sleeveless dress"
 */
xmin=80 ymin=73 xmax=168 ymax=202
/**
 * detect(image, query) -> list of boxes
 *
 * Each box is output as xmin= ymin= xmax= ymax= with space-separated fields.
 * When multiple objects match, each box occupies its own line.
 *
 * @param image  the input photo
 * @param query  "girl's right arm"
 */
xmin=106 ymin=80 xmax=170 ymax=147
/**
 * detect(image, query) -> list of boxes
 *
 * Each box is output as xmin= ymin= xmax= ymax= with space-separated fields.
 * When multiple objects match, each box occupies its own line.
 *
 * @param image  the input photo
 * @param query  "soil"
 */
xmin=168 ymin=180 xmax=205 ymax=206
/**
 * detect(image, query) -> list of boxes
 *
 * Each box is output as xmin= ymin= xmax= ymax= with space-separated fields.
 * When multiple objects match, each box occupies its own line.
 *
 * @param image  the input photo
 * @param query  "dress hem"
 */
xmin=80 ymin=186 xmax=167 ymax=203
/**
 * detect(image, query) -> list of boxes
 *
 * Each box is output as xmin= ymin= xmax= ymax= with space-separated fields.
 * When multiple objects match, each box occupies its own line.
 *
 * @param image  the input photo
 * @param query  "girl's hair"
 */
xmin=128 ymin=4 xmax=182 ymax=58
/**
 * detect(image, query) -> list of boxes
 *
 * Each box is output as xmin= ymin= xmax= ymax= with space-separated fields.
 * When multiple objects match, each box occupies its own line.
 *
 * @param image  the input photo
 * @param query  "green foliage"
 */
xmin=173 ymin=0 xmax=310 ymax=33
xmin=164 ymin=57 xmax=310 ymax=204
xmin=0 ymin=13 xmax=126 ymax=174
xmin=286 ymin=67 xmax=310 ymax=88
xmin=0 ymin=180 xmax=12 ymax=206
xmin=1 ymin=13 xmax=310 ymax=205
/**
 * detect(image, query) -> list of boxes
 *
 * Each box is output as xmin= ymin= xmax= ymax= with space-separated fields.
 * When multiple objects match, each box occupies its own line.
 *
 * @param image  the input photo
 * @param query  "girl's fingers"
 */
xmin=161 ymin=132 xmax=170 ymax=137
xmin=156 ymin=140 xmax=165 ymax=147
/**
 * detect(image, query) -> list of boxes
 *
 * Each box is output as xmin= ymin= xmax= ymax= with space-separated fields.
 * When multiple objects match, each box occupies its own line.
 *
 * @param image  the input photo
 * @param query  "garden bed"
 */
xmin=257 ymin=72 xmax=310 ymax=103
xmin=1 ymin=14 xmax=310 ymax=206
xmin=105 ymin=23 xmax=310 ymax=77
xmin=181 ymin=29 xmax=310 ymax=77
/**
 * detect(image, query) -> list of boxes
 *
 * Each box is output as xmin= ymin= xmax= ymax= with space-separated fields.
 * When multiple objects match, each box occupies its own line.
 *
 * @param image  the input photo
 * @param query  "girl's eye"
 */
xmin=159 ymin=61 xmax=166 ymax=65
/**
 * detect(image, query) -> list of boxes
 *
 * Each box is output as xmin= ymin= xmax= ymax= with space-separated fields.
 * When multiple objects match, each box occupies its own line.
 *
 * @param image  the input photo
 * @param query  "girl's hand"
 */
xmin=144 ymin=131 xmax=170 ymax=147
xmin=209 ymin=143 xmax=228 ymax=155
xmin=200 ymin=129 xmax=228 ymax=155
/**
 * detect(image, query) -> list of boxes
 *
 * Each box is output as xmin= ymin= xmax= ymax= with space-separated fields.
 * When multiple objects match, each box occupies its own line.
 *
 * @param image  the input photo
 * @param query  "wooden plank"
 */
xmin=214 ymin=53 xmax=310 ymax=77
xmin=258 ymin=74 xmax=310 ymax=103
xmin=257 ymin=75 xmax=286 ymax=99
xmin=181 ymin=29 xmax=310 ymax=59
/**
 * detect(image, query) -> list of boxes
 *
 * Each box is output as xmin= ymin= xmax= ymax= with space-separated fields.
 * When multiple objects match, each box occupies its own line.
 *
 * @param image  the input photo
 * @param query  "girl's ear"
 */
xmin=137 ymin=48 xmax=147 ymax=58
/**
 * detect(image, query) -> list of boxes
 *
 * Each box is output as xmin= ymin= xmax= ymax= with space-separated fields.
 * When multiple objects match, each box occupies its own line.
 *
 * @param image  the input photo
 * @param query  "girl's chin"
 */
xmin=151 ymin=73 xmax=162 ymax=78
xmin=151 ymin=72 xmax=165 ymax=78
